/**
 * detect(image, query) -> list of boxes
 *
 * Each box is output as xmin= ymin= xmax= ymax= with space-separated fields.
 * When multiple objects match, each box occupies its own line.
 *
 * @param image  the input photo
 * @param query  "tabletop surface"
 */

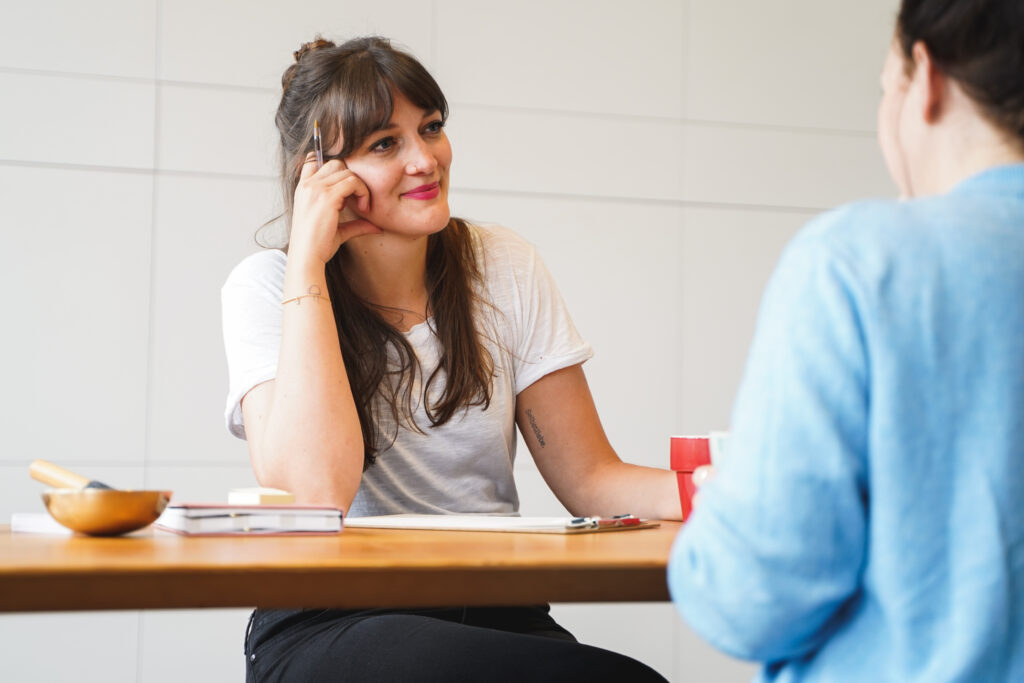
xmin=0 ymin=521 xmax=682 ymax=612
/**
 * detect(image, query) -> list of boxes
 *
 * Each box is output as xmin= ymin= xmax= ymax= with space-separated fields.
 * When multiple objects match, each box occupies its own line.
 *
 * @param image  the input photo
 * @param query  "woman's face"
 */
xmin=877 ymin=40 xmax=913 ymax=197
xmin=339 ymin=91 xmax=452 ymax=237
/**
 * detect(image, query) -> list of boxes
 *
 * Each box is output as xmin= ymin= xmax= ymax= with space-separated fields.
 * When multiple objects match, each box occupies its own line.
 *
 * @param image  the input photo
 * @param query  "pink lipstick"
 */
xmin=402 ymin=182 xmax=440 ymax=200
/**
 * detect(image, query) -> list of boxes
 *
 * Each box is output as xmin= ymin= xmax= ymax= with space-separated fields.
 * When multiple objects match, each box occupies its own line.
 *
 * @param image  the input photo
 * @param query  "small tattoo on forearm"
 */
xmin=525 ymin=409 xmax=546 ymax=447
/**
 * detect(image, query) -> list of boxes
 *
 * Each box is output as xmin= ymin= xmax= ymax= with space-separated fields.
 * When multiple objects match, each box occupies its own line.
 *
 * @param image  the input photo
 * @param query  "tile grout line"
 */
xmin=675 ymin=0 xmax=692 ymax=465
xmin=0 ymin=66 xmax=877 ymax=139
xmin=430 ymin=0 xmax=439 ymax=68
xmin=137 ymin=2 xmax=164 ymax=678
xmin=143 ymin=0 xmax=164 ymax=486
xmin=0 ymin=66 xmax=271 ymax=94
xmin=0 ymin=460 xmax=255 ymax=468
xmin=451 ymin=187 xmax=827 ymax=215
xmin=455 ymin=101 xmax=877 ymax=138
xmin=0 ymin=158 xmax=274 ymax=180
xmin=0 ymin=159 xmax=828 ymax=214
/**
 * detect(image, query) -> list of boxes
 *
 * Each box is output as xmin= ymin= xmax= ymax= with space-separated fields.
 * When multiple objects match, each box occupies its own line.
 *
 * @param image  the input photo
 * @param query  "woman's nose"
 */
xmin=404 ymin=142 xmax=437 ymax=175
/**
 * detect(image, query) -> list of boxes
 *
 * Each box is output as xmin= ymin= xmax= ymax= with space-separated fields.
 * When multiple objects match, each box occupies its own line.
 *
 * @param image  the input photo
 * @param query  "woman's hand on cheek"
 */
xmin=336 ymin=183 xmax=380 ymax=244
xmin=290 ymin=154 xmax=381 ymax=266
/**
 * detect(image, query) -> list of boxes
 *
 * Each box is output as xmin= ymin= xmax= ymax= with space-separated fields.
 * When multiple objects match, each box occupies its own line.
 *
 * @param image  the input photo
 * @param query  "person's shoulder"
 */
xmin=799 ymin=198 xmax=905 ymax=243
xmin=779 ymin=194 xmax=980 ymax=306
xmin=467 ymin=222 xmax=540 ymax=275
xmin=470 ymin=222 xmax=537 ymax=256
xmin=785 ymin=197 xmax=943 ymax=273
xmin=223 ymin=249 xmax=287 ymax=291
xmin=799 ymin=193 xmax=966 ymax=249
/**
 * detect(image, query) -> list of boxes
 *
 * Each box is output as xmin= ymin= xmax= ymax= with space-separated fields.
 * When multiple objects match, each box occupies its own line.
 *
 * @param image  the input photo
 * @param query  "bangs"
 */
xmin=317 ymin=46 xmax=449 ymax=159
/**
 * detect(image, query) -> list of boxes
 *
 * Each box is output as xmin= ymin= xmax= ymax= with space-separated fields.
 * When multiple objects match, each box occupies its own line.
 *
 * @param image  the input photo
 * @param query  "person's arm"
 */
xmin=241 ymin=156 xmax=378 ymax=510
xmin=515 ymin=364 xmax=682 ymax=520
xmin=669 ymin=223 xmax=869 ymax=662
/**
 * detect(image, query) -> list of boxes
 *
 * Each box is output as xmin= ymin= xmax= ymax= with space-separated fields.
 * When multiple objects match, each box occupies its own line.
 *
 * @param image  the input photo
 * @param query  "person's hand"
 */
xmin=691 ymin=464 xmax=716 ymax=510
xmin=288 ymin=153 xmax=380 ymax=266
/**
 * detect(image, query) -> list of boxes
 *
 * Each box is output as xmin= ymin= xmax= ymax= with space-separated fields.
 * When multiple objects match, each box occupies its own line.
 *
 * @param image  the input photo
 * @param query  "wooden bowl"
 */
xmin=42 ymin=489 xmax=173 ymax=536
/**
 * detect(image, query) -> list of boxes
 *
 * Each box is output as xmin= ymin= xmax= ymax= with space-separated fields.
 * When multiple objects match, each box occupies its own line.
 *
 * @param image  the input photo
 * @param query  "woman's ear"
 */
xmin=911 ymin=40 xmax=945 ymax=124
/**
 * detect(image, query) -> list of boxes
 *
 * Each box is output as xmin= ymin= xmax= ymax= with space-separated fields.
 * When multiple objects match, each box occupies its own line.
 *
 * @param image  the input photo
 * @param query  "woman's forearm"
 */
xmin=569 ymin=461 xmax=682 ymax=521
xmin=249 ymin=256 xmax=364 ymax=510
xmin=517 ymin=365 xmax=683 ymax=521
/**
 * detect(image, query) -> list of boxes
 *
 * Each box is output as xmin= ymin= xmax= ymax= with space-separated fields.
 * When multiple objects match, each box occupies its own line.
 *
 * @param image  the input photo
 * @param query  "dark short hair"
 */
xmin=897 ymin=0 xmax=1024 ymax=145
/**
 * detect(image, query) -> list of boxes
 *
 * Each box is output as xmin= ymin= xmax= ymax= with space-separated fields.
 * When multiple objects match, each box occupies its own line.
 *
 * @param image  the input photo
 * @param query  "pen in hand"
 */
xmin=313 ymin=119 xmax=325 ymax=170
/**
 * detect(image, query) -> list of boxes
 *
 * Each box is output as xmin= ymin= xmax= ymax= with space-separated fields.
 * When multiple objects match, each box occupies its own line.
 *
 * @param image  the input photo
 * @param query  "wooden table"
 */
xmin=0 ymin=522 xmax=680 ymax=612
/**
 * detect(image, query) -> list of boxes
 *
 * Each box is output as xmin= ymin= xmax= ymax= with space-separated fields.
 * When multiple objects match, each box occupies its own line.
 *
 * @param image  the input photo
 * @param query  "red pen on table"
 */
xmin=568 ymin=514 xmax=642 ymax=529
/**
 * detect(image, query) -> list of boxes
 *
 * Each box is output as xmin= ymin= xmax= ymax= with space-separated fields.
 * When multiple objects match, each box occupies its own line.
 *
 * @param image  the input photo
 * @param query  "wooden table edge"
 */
xmin=0 ymin=522 xmax=680 ymax=612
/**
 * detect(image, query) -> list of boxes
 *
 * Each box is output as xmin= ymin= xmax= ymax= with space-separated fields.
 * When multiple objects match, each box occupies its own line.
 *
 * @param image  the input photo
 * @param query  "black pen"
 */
xmin=313 ymin=119 xmax=324 ymax=170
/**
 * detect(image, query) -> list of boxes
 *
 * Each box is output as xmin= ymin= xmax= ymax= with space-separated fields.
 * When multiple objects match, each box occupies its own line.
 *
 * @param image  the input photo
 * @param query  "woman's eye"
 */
xmin=370 ymin=136 xmax=396 ymax=153
xmin=424 ymin=120 xmax=444 ymax=134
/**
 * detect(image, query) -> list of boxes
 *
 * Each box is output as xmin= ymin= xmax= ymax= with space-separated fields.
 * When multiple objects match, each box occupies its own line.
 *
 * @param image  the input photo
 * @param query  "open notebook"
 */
xmin=344 ymin=514 xmax=660 ymax=534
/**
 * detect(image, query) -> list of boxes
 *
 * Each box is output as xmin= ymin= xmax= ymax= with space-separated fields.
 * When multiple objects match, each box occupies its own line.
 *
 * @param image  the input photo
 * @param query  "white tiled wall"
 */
xmin=1 ymin=1 xmax=899 ymax=681
xmin=0 ymin=73 xmax=155 ymax=168
xmin=434 ymin=0 xmax=686 ymax=118
xmin=685 ymin=0 xmax=896 ymax=131
xmin=146 ymin=175 xmax=277 ymax=465
xmin=155 ymin=85 xmax=279 ymax=177
xmin=0 ymin=1 xmax=156 ymax=78
xmin=157 ymin=0 xmax=434 ymax=89
xmin=451 ymin=106 xmax=688 ymax=200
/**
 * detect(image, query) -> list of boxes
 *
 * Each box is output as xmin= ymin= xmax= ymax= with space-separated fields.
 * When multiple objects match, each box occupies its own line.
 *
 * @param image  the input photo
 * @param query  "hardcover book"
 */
xmin=155 ymin=502 xmax=343 ymax=536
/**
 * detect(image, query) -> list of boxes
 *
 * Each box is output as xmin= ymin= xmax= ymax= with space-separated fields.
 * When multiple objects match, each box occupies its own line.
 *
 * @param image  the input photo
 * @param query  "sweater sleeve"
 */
xmin=669 ymin=217 xmax=870 ymax=662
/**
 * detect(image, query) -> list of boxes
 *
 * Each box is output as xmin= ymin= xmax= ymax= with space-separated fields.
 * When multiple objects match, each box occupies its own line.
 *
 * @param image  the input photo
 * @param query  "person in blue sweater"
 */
xmin=669 ymin=0 xmax=1024 ymax=680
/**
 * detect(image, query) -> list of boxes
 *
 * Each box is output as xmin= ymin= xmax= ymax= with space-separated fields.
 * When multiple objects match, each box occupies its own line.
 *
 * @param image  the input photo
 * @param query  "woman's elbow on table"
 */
xmin=242 ymin=385 xmax=364 ymax=509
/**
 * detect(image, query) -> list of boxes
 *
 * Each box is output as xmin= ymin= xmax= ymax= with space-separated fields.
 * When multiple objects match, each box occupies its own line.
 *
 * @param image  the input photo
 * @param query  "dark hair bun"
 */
xmin=283 ymin=36 xmax=336 ymax=91
xmin=293 ymin=37 xmax=335 ymax=64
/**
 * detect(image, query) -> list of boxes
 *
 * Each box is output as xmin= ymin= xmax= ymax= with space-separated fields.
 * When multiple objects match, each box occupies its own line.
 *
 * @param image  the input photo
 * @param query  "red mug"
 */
xmin=670 ymin=436 xmax=712 ymax=521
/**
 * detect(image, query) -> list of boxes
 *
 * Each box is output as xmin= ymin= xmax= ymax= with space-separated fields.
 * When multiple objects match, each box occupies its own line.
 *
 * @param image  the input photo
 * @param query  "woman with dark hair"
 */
xmin=222 ymin=36 xmax=675 ymax=682
xmin=670 ymin=0 xmax=1024 ymax=680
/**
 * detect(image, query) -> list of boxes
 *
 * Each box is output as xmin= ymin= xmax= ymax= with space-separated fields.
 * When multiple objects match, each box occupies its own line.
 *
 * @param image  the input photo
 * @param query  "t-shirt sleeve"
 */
xmin=668 ymin=216 xmax=870 ymax=661
xmin=482 ymin=227 xmax=593 ymax=394
xmin=220 ymin=250 xmax=287 ymax=439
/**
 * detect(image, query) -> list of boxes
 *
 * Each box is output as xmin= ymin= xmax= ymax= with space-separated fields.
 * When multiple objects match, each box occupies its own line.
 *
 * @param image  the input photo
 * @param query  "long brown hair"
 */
xmin=272 ymin=36 xmax=494 ymax=467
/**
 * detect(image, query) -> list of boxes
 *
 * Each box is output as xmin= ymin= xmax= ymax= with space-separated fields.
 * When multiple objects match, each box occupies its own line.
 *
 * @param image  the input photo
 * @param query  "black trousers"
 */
xmin=244 ymin=606 xmax=667 ymax=682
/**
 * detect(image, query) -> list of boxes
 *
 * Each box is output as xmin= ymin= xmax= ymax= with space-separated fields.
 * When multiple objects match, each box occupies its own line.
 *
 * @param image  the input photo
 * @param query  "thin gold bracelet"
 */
xmin=282 ymin=285 xmax=325 ymax=306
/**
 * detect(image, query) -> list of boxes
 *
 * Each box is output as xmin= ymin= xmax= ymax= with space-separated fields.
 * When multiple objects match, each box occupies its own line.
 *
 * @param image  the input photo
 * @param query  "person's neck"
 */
xmin=340 ymin=233 xmax=431 ymax=328
xmin=934 ymin=138 xmax=1023 ymax=195
xmin=912 ymin=95 xmax=1024 ymax=196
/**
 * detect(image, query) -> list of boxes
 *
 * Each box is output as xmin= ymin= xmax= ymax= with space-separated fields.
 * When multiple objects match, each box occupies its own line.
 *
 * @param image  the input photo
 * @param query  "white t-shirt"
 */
xmin=221 ymin=223 xmax=593 ymax=517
